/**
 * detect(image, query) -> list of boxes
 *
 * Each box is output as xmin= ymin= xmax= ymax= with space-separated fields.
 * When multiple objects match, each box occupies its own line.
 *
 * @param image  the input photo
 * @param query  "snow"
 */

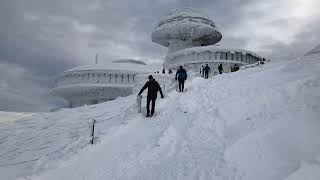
xmin=159 ymin=8 xmax=211 ymax=24
xmin=64 ymin=60 xmax=155 ymax=74
xmin=1 ymin=54 xmax=320 ymax=180
xmin=167 ymin=45 xmax=263 ymax=60
xmin=0 ymin=111 xmax=33 ymax=122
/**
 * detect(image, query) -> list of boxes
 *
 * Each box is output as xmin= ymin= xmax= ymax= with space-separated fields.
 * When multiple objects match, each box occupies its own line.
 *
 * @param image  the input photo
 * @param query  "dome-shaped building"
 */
xmin=52 ymin=59 xmax=153 ymax=108
xmin=152 ymin=8 xmax=264 ymax=74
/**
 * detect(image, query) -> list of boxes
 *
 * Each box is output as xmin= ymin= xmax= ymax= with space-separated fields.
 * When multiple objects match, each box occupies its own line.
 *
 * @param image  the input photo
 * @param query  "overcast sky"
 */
xmin=0 ymin=0 xmax=319 ymax=112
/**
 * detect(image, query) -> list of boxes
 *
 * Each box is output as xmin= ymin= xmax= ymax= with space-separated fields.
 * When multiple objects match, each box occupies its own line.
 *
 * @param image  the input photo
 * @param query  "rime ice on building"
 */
xmin=52 ymin=59 xmax=152 ymax=108
xmin=152 ymin=8 xmax=264 ymax=74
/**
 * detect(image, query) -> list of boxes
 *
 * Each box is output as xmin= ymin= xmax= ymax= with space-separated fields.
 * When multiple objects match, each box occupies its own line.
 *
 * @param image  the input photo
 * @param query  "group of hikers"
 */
xmin=138 ymin=63 xmax=219 ymax=117
xmin=137 ymin=65 xmax=187 ymax=117
xmin=200 ymin=63 xmax=232 ymax=78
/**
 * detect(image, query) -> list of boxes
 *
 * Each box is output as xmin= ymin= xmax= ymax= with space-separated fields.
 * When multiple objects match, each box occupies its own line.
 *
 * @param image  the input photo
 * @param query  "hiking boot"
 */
xmin=146 ymin=114 xmax=150 ymax=117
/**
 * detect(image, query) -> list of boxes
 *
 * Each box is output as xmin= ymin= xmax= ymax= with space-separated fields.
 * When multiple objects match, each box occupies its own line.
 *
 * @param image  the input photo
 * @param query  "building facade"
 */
xmin=51 ymin=60 xmax=151 ymax=108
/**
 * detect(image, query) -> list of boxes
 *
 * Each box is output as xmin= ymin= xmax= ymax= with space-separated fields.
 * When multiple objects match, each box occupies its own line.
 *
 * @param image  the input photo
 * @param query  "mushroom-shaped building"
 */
xmin=152 ymin=8 xmax=264 ymax=74
xmin=52 ymin=59 xmax=152 ymax=108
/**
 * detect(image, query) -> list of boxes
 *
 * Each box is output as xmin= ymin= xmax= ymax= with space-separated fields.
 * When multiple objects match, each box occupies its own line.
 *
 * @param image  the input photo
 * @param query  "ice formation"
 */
xmin=51 ymin=59 xmax=156 ymax=108
xmin=152 ymin=8 xmax=265 ymax=73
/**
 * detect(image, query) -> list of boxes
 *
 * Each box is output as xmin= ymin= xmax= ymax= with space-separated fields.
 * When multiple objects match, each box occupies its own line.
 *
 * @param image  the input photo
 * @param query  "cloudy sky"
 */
xmin=0 ymin=0 xmax=319 ymax=112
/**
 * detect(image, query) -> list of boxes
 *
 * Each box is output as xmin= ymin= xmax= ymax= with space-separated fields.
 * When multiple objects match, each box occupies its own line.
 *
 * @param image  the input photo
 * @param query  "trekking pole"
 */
xmin=176 ymin=80 xmax=178 ymax=92
xmin=136 ymin=95 xmax=142 ymax=113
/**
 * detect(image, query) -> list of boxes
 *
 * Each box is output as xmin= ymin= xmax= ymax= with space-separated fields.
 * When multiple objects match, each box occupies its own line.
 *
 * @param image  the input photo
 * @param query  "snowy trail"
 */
xmin=33 ymin=83 xmax=237 ymax=180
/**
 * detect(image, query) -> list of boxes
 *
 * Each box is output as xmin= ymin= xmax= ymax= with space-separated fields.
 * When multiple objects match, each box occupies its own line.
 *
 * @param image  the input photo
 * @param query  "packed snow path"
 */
xmin=33 ymin=82 xmax=238 ymax=180
xmin=1 ymin=55 xmax=320 ymax=180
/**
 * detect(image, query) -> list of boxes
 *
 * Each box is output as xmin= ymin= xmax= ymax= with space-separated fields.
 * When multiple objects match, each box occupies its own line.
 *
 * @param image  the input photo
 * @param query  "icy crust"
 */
xmin=159 ymin=8 xmax=211 ymax=26
xmin=64 ymin=62 xmax=150 ymax=73
xmin=152 ymin=21 xmax=222 ymax=47
xmin=167 ymin=45 xmax=263 ymax=60
xmin=305 ymin=44 xmax=320 ymax=56
xmin=52 ymin=83 xmax=133 ymax=101
xmin=163 ymin=45 xmax=262 ymax=69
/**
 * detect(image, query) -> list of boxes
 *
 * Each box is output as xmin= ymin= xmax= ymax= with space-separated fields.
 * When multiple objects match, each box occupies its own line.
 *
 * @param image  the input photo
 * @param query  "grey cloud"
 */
xmin=0 ymin=62 xmax=66 ymax=112
xmin=0 ymin=0 xmax=319 ymax=111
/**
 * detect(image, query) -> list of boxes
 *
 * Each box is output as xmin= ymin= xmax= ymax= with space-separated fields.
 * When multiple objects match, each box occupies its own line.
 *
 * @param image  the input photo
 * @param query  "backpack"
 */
xmin=177 ymin=69 xmax=187 ymax=80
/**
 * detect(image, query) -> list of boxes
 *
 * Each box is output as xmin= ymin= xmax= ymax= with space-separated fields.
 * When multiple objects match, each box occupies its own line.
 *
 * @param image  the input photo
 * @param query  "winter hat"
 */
xmin=148 ymin=75 xmax=153 ymax=79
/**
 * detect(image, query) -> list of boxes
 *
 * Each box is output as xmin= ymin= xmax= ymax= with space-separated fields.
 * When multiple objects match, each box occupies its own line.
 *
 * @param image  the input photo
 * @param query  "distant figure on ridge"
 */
xmin=138 ymin=75 xmax=164 ymax=117
xmin=175 ymin=66 xmax=187 ymax=92
xmin=218 ymin=64 xmax=223 ymax=74
xmin=203 ymin=64 xmax=211 ymax=79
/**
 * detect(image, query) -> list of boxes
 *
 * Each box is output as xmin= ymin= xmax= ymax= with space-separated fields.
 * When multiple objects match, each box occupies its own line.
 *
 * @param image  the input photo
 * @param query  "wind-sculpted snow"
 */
xmin=0 ymin=97 xmax=140 ymax=180
xmin=1 ymin=55 xmax=320 ymax=180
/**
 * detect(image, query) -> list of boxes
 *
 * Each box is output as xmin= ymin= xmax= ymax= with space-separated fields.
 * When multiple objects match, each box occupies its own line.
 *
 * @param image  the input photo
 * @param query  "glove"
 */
xmin=161 ymin=95 xmax=164 ymax=99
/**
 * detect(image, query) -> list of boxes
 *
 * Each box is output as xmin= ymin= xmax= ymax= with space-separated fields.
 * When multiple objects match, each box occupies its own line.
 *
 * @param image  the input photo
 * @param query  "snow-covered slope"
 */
xmin=0 ymin=111 xmax=33 ymax=122
xmin=1 ymin=55 xmax=319 ymax=180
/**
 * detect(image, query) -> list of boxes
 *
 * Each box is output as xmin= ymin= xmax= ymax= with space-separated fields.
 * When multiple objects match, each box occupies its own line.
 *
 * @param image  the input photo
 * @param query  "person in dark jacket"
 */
xmin=175 ymin=66 xmax=187 ymax=92
xmin=218 ymin=64 xmax=223 ymax=74
xmin=138 ymin=75 xmax=164 ymax=117
xmin=203 ymin=64 xmax=211 ymax=79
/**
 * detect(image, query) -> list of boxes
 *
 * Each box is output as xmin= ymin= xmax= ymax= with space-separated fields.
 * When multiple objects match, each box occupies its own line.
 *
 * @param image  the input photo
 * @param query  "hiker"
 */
xmin=218 ymin=64 xmax=223 ymax=74
xmin=203 ymin=64 xmax=211 ymax=79
xmin=138 ymin=75 xmax=164 ymax=117
xmin=175 ymin=66 xmax=187 ymax=92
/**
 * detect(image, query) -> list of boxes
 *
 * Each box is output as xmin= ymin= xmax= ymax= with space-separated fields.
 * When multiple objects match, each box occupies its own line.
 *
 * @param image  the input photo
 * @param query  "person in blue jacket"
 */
xmin=203 ymin=64 xmax=211 ymax=79
xmin=175 ymin=66 xmax=187 ymax=92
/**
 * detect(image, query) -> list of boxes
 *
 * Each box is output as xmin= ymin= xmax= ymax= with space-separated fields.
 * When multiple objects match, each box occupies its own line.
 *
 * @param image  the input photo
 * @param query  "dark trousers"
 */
xmin=178 ymin=79 xmax=185 ymax=92
xmin=219 ymin=70 xmax=223 ymax=74
xmin=146 ymin=96 xmax=156 ymax=115
xmin=204 ymin=71 xmax=209 ymax=79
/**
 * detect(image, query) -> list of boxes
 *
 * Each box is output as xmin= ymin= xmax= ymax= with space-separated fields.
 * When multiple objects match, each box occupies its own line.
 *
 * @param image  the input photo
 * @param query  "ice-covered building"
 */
xmin=52 ymin=59 xmax=153 ymax=108
xmin=152 ymin=8 xmax=264 ymax=74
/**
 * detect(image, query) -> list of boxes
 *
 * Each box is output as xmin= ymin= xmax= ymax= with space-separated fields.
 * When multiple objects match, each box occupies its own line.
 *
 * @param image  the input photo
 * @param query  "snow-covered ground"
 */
xmin=1 ymin=54 xmax=319 ymax=180
xmin=0 ymin=112 xmax=33 ymax=122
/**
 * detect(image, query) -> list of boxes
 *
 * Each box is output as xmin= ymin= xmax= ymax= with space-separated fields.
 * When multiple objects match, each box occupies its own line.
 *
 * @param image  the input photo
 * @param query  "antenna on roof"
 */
xmin=95 ymin=53 xmax=99 ymax=64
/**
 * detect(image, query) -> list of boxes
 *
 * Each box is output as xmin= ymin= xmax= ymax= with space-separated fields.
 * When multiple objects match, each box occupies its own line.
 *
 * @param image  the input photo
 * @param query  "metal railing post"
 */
xmin=91 ymin=119 xmax=96 ymax=145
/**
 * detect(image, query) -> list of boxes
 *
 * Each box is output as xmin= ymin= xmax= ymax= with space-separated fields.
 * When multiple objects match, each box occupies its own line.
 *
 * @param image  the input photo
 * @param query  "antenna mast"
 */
xmin=95 ymin=53 xmax=99 ymax=64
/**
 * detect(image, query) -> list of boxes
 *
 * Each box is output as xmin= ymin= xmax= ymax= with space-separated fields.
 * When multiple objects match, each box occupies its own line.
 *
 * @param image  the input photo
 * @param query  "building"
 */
xmin=152 ymin=8 xmax=264 ymax=74
xmin=51 ymin=59 xmax=153 ymax=108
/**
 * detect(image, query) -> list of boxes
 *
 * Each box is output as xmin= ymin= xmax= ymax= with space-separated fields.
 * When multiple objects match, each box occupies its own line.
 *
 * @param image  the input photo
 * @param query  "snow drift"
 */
xmin=0 ymin=53 xmax=319 ymax=180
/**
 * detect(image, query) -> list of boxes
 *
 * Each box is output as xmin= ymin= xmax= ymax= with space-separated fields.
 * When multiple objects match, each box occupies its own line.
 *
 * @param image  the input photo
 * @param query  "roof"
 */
xmin=64 ymin=60 xmax=154 ymax=74
xmin=160 ymin=8 xmax=211 ymax=23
